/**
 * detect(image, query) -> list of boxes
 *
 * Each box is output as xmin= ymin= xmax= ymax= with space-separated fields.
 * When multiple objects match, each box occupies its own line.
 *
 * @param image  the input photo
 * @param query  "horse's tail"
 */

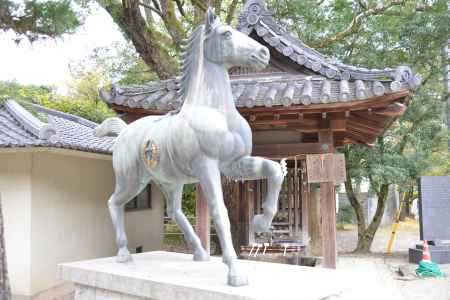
xmin=94 ymin=117 xmax=127 ymax=137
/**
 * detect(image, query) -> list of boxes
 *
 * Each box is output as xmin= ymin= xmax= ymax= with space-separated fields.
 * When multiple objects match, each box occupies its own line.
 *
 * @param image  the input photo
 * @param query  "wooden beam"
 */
xmin=348 ymin=114 xmax=388 ymax=129
xmin=252 ymin=142 xmax=327 ymax=158
xmin=347 ymin=128 xmax=377 ymax=144
xmin=373 ymin=102 xmax=407 ymax=117
xmin=196 ymin=185 xmax=210 ymax=254
xmin=347 ymin=120 xmax=384 ymax=136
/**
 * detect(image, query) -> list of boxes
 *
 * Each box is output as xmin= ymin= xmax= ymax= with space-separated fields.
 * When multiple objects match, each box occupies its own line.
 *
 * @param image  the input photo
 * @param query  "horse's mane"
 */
xmin=177 ymin=25 xmax=205 ymax=102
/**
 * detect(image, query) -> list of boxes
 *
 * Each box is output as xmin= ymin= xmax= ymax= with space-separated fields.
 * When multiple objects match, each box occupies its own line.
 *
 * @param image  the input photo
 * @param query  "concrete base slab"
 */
xmin=58 ymin=251 xmax=402 ymax=300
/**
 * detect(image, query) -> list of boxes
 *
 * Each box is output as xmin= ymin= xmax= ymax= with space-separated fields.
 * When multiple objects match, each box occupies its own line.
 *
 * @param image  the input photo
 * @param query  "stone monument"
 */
xmin=94 ymin=9 xmax=284 ymax=287
xmin=409 ymin=176 xmax=450 ymax=263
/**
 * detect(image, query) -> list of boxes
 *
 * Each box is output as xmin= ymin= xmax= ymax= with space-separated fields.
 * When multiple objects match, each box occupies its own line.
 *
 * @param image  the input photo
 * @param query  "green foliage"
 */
xmin=38 ymin=97 xmax=115 ymax=124
xmin=0 ymin=80 xmax=115 ymax=123
xmin=182 ymin=184 xmax=196 ymax=218
xmin=69 ymin=41 xmax=157 ymax=86
xmin=0 ymin=0 xmax=84 ymax=42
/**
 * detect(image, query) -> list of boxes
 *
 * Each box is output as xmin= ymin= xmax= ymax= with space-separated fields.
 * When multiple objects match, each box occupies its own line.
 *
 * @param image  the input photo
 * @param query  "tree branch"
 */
xmin=151 ymin=0 xmax=161 ymax=11
xmin=139 ymin=1 xmax=162 ymax=17
xmin=99 ymin=0 xmax=177 ymax=79
xmin=312 ymin=0 xmax=410 ymax=49
xmin=160 ymin=0 xmax=186 ymax=48
xmin=190 ymin=0 xmax=207 ymax=12
xmin=226 ymin=0 xmax=239 ymax=24
xmin=174 ymin=0 xmax=186 ymax=17
xmin=213 ymin=0 xmax=221 ymax=15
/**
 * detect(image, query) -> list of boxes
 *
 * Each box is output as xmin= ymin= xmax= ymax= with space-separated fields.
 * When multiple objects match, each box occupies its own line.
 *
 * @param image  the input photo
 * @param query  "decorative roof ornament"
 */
xmin=236 ymin=0 xmax=422 ymax=89
xmin=99 ymin=0 xmax=421 ymax=111
xmin=4 ymin=100 xmax=57 ymax=141
xmin=0 ymin=100 xmax=115 ymax=154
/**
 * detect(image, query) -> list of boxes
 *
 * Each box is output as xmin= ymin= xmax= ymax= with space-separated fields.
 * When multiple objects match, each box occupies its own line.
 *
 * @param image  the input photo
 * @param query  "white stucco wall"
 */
xmin=0 ymin=150 xmax=165 ymax=298
xmin=29 ymin=152 xmax=117 ymax=295
xmin=125 ymin=184 xmax=164 ymax=253
xmin=0 ymin=153 xmax=32 ymax=297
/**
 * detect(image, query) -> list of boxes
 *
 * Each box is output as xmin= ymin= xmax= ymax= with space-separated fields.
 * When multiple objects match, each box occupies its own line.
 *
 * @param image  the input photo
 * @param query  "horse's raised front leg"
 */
xmin=226 ymin=156 xmax=284 ymax=233
xmin=159 ymin=182 xmax=209 ymax=261
xmin=198 ymin=159 xmax=248 ymax=287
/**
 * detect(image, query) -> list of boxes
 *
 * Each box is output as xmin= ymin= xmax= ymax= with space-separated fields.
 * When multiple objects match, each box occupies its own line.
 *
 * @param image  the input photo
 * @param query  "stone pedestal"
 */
xmin=58 ymin=251 xmax=395 ymax=300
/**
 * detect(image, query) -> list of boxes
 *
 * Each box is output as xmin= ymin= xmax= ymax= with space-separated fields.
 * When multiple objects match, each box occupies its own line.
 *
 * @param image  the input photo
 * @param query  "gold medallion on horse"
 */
xmin=142 ymin=139 xmax=159 ymax=169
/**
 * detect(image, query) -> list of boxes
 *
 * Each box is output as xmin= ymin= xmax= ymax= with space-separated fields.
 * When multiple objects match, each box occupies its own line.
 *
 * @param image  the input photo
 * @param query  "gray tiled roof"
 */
xmin=237 ymin=0 xmax=422 ymax=85
xmin=0 ymin=100 xmax=115 ymax=155
xmin=100 ymin=74 xmax=414 ymax=111
xmin=100 ymin=0 xmax=421 ymax=112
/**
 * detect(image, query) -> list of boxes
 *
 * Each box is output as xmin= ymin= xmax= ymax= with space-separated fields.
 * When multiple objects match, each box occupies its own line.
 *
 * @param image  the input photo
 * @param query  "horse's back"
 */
xmin=112 ymin=115 xmax=165 ymax=175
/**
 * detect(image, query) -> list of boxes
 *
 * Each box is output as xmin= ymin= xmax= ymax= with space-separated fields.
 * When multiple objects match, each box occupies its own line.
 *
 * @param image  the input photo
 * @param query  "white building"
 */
xmin=0 ymin=100 xmax=165 ymax=299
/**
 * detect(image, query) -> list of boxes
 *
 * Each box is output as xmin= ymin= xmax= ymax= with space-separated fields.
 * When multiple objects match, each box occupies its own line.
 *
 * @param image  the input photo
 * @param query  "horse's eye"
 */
xmin=222 ymin=31 xmax=232 ymax=39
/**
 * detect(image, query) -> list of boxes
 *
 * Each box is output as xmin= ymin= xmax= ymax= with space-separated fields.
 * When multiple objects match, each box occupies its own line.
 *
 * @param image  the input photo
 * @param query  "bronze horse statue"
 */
xmin=96 ymin=9 xmax=283 ymax=286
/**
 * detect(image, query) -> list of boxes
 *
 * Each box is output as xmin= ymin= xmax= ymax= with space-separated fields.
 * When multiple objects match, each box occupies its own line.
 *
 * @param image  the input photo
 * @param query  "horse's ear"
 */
xmin=205 ymin=7 xmax=218 ymax=33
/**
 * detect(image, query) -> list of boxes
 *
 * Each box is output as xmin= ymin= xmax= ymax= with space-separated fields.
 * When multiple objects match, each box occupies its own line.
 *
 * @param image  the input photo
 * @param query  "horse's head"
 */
xmin=203 ymin=8 xmax=269 ymax=70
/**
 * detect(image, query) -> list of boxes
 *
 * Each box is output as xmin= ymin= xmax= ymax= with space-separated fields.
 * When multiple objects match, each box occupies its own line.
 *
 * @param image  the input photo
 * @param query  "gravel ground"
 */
xmin=337 ymin=221 xmax=450 ymax=300
xmin=337 ymin=221 xmax=420 ymax=253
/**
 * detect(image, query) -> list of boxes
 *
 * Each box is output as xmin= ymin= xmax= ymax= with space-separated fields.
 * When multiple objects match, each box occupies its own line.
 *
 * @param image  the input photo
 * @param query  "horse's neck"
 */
xmin=179 ymin=60 xmax=236 ymax=115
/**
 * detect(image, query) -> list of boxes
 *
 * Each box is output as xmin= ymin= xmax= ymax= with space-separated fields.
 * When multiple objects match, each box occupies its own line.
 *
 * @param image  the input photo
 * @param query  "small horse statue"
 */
xmin=95 ymin=8 xmax=283 ymax=286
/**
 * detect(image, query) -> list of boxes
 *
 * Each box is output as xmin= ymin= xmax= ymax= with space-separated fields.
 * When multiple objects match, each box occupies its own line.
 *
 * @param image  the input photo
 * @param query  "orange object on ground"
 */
xmin=421 ymin=240 xmax=431 ymax=262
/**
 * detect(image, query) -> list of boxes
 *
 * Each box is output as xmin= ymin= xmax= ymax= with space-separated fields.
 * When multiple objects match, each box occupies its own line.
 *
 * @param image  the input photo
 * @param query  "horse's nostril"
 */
xmin=259 ymin=47 xmax=269 ymax=60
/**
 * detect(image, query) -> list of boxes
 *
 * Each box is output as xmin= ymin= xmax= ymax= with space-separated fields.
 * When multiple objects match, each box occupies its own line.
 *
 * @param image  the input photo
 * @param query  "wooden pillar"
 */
xmin=319 ymin=131 xmax=337 ymax=269
xmin=196 ymin=184 xmax=210 ymax=254
xmin=319 ymin=181 xmax=337 ymax=268
xmin=238 ymin=182 xmax=254 ymax=246
xmin=308 ymin=185 xmax=322 ymax=256
xmin=300 ymin=161 xmax=310 ymax=248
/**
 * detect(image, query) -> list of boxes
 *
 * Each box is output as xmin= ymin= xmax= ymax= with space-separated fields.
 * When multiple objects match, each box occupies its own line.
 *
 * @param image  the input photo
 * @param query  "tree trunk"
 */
xmin=99 ymin=0 xmax=177 ymax=79
xmin=343 ymin=147 xmax=367 ymax=251
xmin=399 ymin=183 xmax=414 ymax=221
xmin=0 ymin=195 xmax=11 ymax=300
xmin=353 ymin=184 xmax=389 ymax=253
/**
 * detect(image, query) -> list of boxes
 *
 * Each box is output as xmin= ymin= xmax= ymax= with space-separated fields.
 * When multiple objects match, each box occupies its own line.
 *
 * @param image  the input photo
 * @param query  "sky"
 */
xmin=0 ymin=5 xmax=125 ymax=93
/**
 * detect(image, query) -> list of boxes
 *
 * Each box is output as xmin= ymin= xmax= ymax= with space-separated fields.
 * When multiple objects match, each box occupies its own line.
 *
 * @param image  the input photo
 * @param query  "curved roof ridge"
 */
xmin=32 ymin=104 xmax=99 ymax=129
xmin=4 ymin=100 xmax=56 ymax=140
xmin=237 ymin=0 xmax=421 ymax=89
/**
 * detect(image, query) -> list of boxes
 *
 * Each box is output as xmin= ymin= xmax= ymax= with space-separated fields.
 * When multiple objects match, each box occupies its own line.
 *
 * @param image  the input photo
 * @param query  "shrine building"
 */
xmin=99 ymin=0 xmax=421 ymax=268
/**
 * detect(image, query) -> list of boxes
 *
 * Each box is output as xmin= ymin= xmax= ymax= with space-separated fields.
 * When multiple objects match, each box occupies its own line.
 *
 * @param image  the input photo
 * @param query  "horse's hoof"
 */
xmin=228 ymin=274 xmax=249 ymax=287
xmin=193 ymin=249 xmax=210 ymax=261
xmin=116 ymin=254 xmax=132 ymax=263
xmin=252 ymin=214 xmax=271 ymax=233
xmin=116 ymin=249 xmax=132 ymax=263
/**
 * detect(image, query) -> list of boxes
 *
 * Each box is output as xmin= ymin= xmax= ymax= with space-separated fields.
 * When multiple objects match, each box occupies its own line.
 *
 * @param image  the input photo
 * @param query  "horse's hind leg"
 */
xmin=159 ymin=183 xmax=209 ymax=261
xmin=108 ymin=175 xmax=149 ymax=263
